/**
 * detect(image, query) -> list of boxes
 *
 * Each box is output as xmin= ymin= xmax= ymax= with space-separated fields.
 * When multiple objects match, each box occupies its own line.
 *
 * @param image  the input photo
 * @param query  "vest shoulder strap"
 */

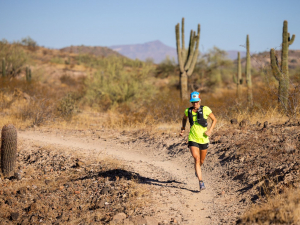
xmin=188 ymin=107 xmax=194 ymax=127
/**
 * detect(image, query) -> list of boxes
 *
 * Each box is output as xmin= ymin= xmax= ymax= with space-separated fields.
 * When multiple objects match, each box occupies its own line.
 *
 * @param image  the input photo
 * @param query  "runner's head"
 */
xmin=190 ymin=91 xmax=200 ymax=103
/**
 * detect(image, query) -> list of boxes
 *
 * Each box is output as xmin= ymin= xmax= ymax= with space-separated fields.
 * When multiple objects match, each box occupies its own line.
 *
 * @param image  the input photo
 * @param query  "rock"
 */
xmin=112 ymin=213 xmax=127 ymax=224
xmin=130 ymin=215 xmax=147 ymax=225
xmin=263 ymin=121 xmax=268 ymax=128
xmin=145 ymin=216 xmax=159 ymax=225
xmin=256 ymin=121 xmax=261 ymax=127
xmin=123 ymin=218 xmax=134 ymax=225
xmin=14 ymin=172 xmax=22 ymax=180
xmin=97 ymin=199 xmax=107 ymax=208
xmin=5 ymin=199 xmax=12 ymax=206
xmin=75 ymin=159 xmax=85 ymax=168
xmin=230 ymin=119 xmax=238 ymax=125
xmin=100 ymin=187 xmax=110 ymax=195
xmin=45 ymin=180 xmax=51 ymax=185
xmin=239 ymin=119 xmax=250 ymax=128
xmin=10 ymin=212 xmax=19 ymax=221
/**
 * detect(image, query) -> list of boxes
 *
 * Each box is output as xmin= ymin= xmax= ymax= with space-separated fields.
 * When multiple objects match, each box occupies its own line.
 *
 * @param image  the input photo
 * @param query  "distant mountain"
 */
xmin=60 ymin=45 xmax=124 ymax=58
xmin=239 ymin=49 xmax=300 ymax=70
xmin=109 ymin=40 xmax=250 ymax=63
xmin=226 ymin=51 xmax=247 ymax=60
xmin=110 ymin=40 xmax=177 ymax=64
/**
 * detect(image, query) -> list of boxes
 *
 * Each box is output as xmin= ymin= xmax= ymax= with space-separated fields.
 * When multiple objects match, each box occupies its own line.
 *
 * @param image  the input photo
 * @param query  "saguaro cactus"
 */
xmin=175 ymin=18 xmax=200 ymax=100
xmin=26 ymin=66 xmax=31 ymax=82
xmin=237 ymin=52 xmax=242 ymax=100
xmin=270 ymin=20 xmax=295 ymax=111
xmin=246 ymin=35 xmax=253 ymax=106
xmin=1 ymin=124 xmax=17 ymax=176
xmin=2 ymin=58 xmax=6 ymax=78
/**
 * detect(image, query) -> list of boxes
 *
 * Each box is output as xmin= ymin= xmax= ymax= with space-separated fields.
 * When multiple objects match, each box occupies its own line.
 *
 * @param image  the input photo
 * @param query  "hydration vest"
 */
xmin=188 ymin=106 xmax=208 ymax=128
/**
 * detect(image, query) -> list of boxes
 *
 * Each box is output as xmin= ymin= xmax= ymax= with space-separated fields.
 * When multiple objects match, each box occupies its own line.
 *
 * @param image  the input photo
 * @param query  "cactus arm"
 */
xmin=184 ymin=31 xmax=196 ymax=70
xmin=289 ymin=34 xmax=295 ymax=45
xmin=187 ymin=36 xmax=200 ymax=76
xmin=270 ymin=48 xmax=281 ymax=81
xmin=175 ymin=23 xmax=184 ymax=73
xmin=181 ymin=18 xmax=186 ymax=62
xmin=187 ymin=25 xmax=200 ymax=76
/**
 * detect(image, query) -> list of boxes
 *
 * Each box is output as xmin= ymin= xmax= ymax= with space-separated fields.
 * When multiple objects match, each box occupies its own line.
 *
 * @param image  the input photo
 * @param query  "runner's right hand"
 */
xmin=179 ymin=129 xmax=185 ymax=136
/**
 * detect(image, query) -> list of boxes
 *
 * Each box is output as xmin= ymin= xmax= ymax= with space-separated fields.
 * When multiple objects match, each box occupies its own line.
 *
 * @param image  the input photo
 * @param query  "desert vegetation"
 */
xmin=0 ymin=18 xmax=300 ymax=224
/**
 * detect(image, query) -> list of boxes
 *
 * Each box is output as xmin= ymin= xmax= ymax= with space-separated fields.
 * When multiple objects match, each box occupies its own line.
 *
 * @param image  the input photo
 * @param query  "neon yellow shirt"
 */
xmin=184 ymin=106 xmax=212 ymax=144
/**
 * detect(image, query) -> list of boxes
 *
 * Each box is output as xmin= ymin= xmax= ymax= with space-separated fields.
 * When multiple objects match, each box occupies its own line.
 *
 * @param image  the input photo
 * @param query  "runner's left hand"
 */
xmin=205 ymin=130 xmax=212 ymax=136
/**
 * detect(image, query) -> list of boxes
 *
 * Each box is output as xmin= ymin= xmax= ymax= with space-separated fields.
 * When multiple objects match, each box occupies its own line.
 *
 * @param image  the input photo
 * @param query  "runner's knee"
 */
xmin=193 ymin=156 xmax=201 ymax=164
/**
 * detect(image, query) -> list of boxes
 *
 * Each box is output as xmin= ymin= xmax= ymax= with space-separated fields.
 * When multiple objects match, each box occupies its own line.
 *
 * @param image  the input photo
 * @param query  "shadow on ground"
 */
xmin=76 ymin=168 xmax=199 ymax=193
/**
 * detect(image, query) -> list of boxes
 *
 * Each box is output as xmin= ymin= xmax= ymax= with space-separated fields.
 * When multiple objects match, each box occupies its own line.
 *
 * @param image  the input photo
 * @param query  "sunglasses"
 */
xmin=191 ymin=101 xmax=200 ymax=104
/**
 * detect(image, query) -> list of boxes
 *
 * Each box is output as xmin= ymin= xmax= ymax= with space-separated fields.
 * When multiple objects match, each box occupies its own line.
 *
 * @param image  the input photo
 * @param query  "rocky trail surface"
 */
xmin=15 ymin=127 xmax=250 ymax=224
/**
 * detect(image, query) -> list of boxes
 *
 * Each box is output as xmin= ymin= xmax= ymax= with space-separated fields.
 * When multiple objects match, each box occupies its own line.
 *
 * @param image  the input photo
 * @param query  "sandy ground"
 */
xmin=18 ymin=128 xmax=247 ymax=224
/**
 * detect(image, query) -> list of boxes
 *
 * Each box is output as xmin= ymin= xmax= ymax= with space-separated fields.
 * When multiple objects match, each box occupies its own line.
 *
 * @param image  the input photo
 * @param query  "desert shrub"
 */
xmin=21 ymin=36 xmax=38 ymax=51
xmin=59 ymin=74 xmax=78 ymax=86
xmin=240 ymin=188 xmax=300 ymax=224
xmin=84 ymin=61 xmax=156 ymax=110
xmin=56 ymin=93 xmax=78 ymax=120
xmin=15 ymin=98 xmax=55 ymax=127
xmin=155 ymin=56 xmax=177 ymax=78
xmin=192 ymin=47 xmax=234 ymax=90
xmin=50 ymin=57 xmax=64 ymax=64
xmin=0 ymin=40 xmax=29 ymax=77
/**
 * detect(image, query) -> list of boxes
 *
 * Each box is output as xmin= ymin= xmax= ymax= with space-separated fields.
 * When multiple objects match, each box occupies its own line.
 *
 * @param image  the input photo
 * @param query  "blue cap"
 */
xmin=190 ymin=91 xmax=200 ymax=102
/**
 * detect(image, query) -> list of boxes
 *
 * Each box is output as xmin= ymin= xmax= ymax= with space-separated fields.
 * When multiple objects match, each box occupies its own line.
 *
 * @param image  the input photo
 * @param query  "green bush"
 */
xmin=57 ymin=93 xmax=78 ymax=120
xmin=50 ymin=57 xmax=64 ymax=64
xmin=0 ymin=40 xmax=29 ymax=77
xmin=21 ymin=36 xmax=38 ymax=50
xmin=84 ymin=61 xmax=156 ymax=110
xmin=155 ymin=56 xmax=177 ymax=78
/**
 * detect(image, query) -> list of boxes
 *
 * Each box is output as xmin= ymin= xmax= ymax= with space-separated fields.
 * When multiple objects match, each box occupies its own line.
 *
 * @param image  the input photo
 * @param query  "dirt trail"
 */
xmin=18 ymin=129 xmax=245 ymax=224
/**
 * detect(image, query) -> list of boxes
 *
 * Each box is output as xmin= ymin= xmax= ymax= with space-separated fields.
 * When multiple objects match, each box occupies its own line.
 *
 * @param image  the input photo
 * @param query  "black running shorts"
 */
xmin=188 ymin=141 xmax=209 ymax=150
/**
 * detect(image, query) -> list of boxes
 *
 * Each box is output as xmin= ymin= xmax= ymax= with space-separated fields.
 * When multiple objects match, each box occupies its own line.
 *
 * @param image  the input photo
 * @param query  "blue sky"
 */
xmin=0 ymin=0 xmax=300 ymax=53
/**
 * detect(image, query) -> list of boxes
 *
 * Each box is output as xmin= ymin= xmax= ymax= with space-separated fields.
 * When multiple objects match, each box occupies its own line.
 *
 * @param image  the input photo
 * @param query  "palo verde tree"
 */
xmin=246 ymin=35 xmax=253 ymax=106
xmin=270 ymin=20 xmax=295 ymax=111
xmin=175 ymin=18 xmax=200 ymax=100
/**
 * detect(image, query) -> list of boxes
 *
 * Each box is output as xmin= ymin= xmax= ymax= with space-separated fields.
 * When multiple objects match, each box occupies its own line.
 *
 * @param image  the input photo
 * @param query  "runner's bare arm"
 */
xmin=180 ymin=114 xmax=188 ymax=136
xmin=205 ymin=113 xmax=217 ymax=136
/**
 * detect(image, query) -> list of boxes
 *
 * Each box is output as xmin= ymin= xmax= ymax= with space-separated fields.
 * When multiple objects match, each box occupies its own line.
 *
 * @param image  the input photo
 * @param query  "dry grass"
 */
xmin=240 ymin=188 xmax=300 ymax=224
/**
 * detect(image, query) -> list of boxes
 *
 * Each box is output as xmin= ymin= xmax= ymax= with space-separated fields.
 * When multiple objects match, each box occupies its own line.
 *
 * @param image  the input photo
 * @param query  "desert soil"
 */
xmin=17 ymin=127 xmax=249 ymax=224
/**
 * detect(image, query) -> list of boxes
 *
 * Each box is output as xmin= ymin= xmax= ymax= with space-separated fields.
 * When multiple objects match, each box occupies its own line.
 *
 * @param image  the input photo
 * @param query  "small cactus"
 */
xmin=26 ymin=66 xmax=31 ymax=82
xmin=2 ymin=58 xmax=6 ymax=78
xmin=1 ymin=124 xmax=17 ymax=176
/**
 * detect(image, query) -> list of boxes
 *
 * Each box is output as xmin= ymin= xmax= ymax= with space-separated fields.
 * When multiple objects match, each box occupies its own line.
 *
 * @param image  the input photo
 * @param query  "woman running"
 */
xmin=180 ymin=91 xmax=217 ymax=191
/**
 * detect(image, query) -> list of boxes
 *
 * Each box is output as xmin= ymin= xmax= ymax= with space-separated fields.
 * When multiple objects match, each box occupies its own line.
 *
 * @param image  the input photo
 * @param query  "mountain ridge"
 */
xmin=109 ymin=40 xmax=177 ymax=63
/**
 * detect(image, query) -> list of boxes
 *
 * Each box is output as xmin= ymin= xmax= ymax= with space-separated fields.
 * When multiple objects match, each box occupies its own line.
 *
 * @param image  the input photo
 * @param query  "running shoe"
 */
xmin=199 ymin=181 xmax=206 ymax=191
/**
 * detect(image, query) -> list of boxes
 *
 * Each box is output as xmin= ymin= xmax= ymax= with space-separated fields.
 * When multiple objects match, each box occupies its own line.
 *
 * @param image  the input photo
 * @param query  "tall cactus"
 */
xmin=246 ymin=35 xmax=253 ymax=106
xmin=2 ymin=58 xmax=6 ymax=78
xmin=237 ymin=52 xmax=242 ymax=100
xmin=26 ymin=66 xmax=32 ymax=82
xmin=270 ymin=20 xmax=295 ymax=111
xmin=175 ymin=18 xmax=200 ymax=100
xmin=1 ymin=124 xmax=17 ymax=176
